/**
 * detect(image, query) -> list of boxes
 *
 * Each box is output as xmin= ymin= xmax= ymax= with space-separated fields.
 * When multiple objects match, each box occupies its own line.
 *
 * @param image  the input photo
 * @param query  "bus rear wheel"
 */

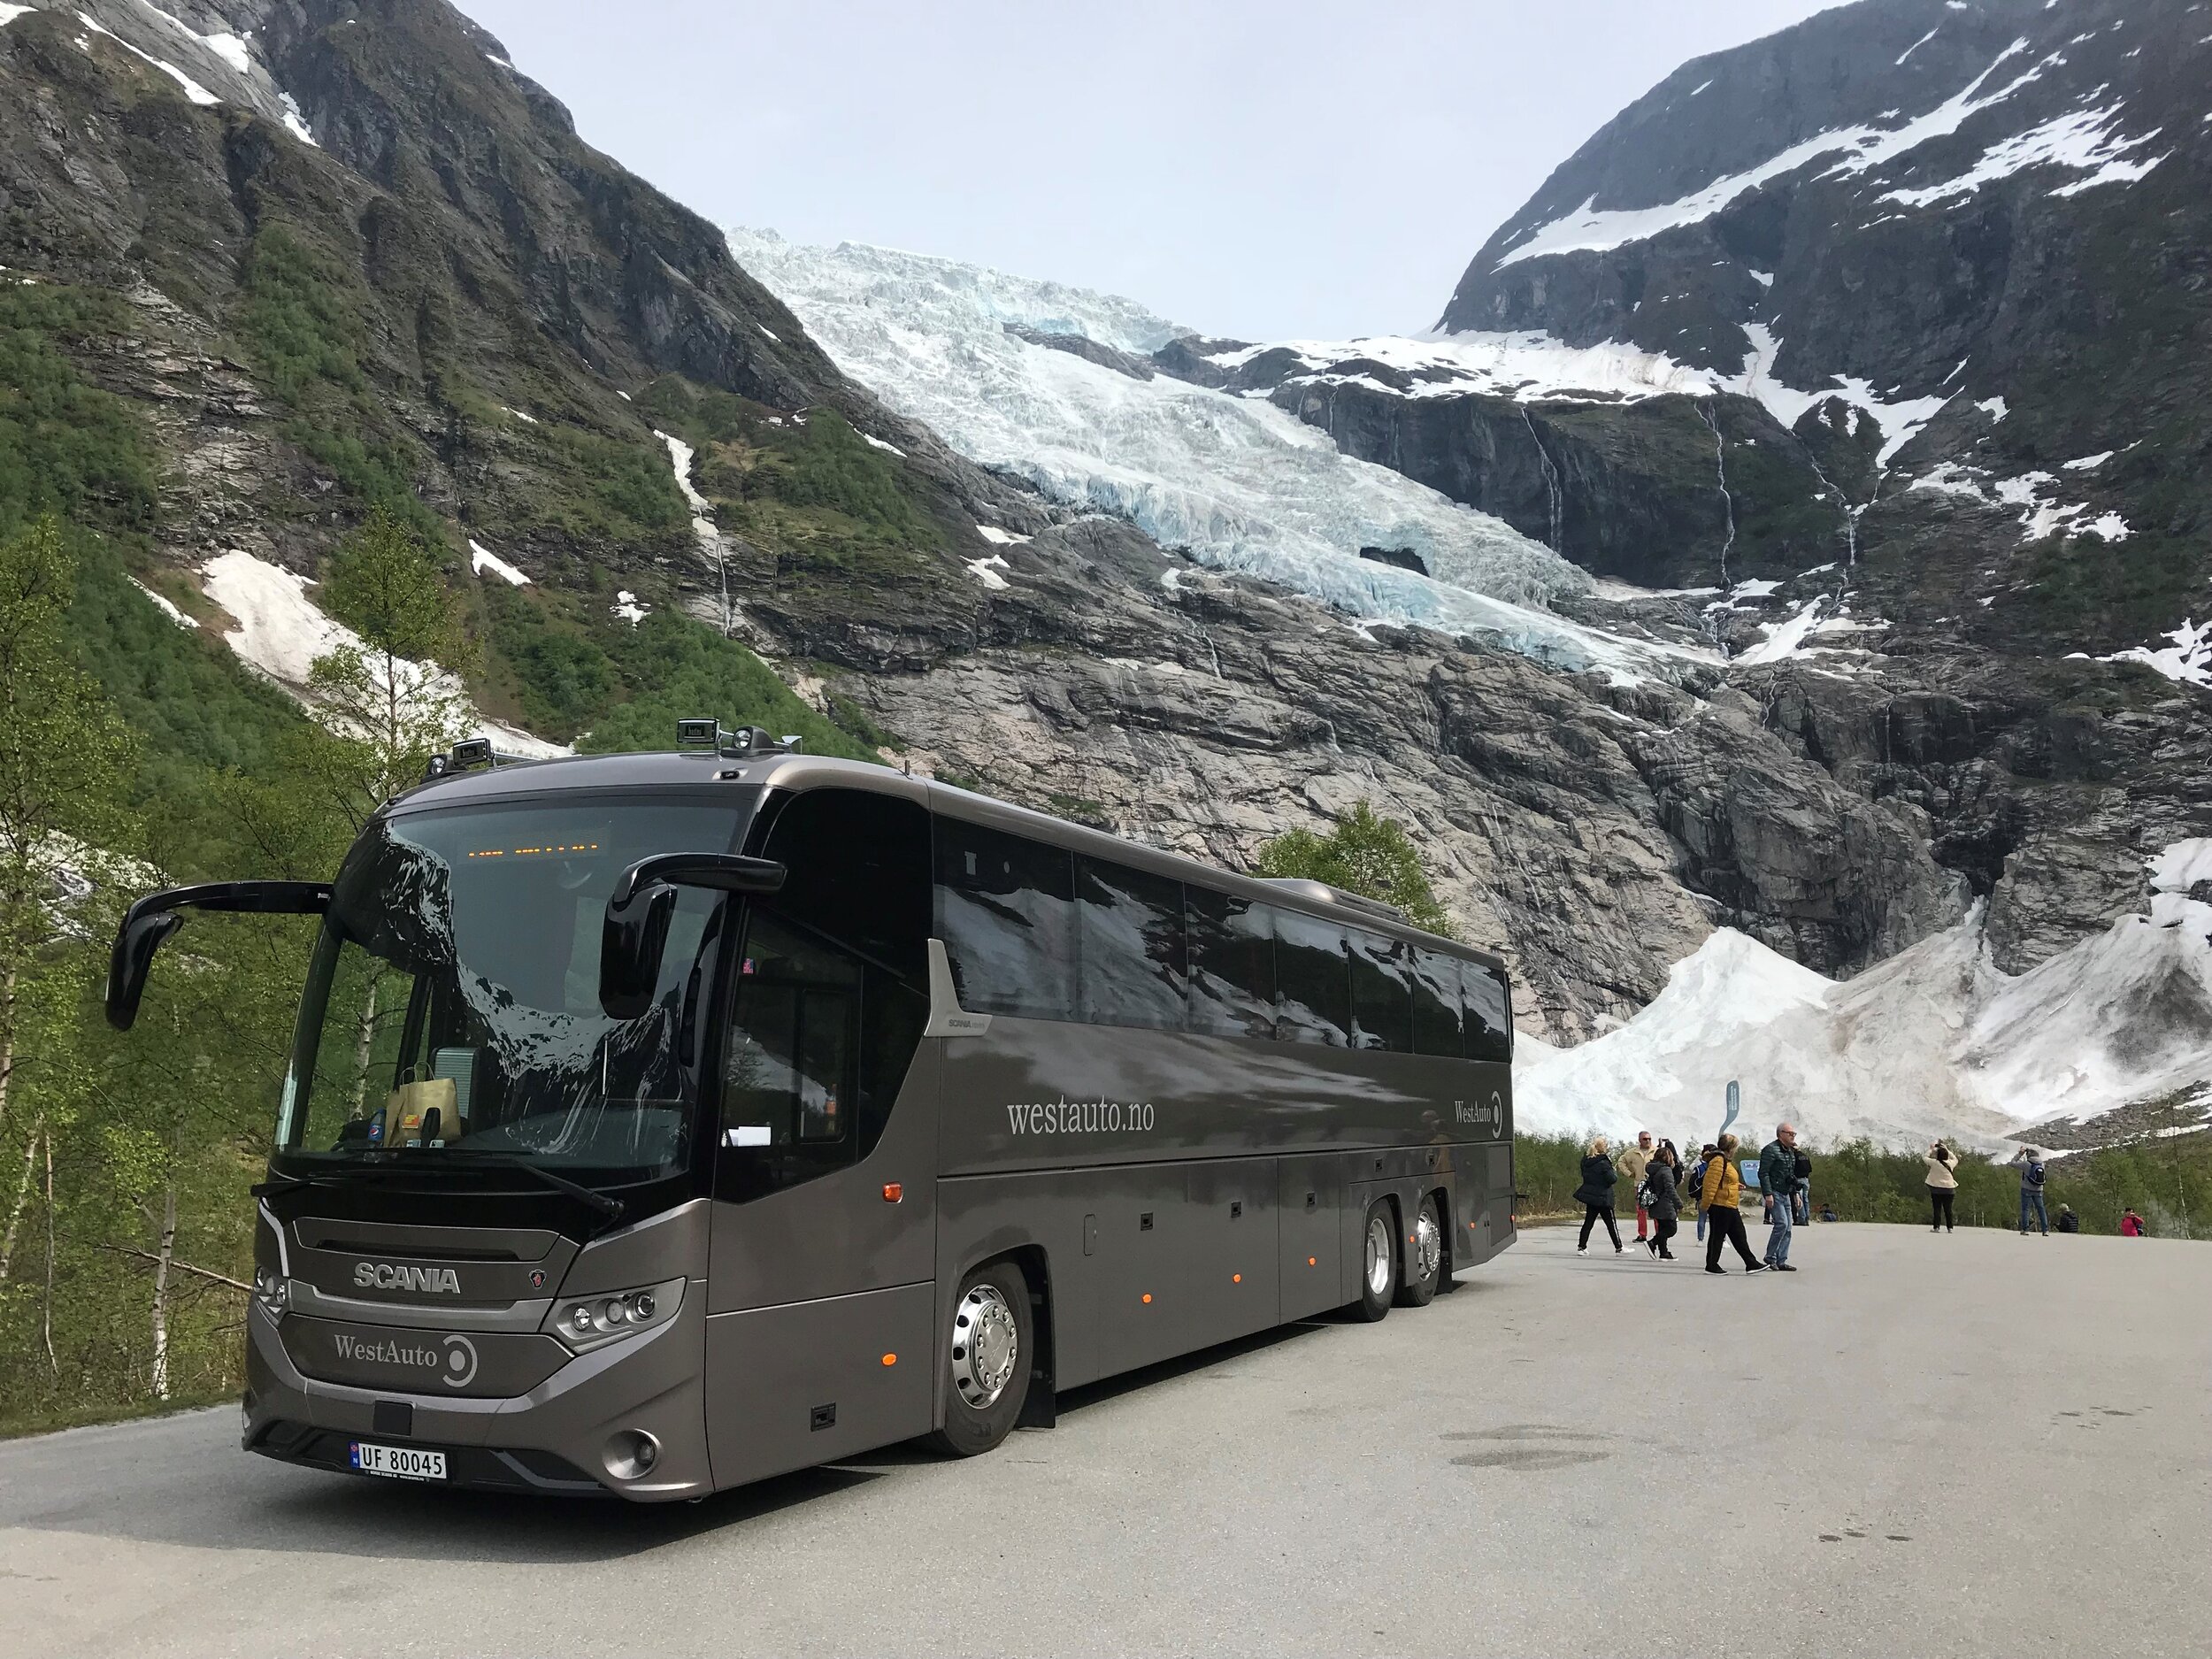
xmin=928 ymin=1261 xmax=1032 ymax=1457
xmin=1396 ymin=1195 xmax=1443 ymax=1307
xmin=1352 ymin=1201 xmax=1396 ymax=1323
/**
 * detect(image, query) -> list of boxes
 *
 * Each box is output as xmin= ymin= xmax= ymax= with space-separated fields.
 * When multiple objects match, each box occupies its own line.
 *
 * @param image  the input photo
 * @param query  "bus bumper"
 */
xmin=240 ymin=1292 xmax=714 ymax=1502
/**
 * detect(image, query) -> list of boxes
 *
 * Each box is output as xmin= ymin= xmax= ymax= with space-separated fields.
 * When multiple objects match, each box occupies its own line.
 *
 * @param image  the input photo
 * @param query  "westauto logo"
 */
xmin=329 ymin=1330 xmax=478 ymax=1388
xmin=352 ymin=1261 xmax=463 ymax=1295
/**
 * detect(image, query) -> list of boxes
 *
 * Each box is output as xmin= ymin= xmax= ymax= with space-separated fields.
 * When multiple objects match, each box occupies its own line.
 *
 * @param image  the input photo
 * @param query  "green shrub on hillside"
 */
xmin=1253 ymin=800 xmax=1454 ymax=935
xmin=580 ymin=611 xmax=876 ymax=761
xmin=0 ymin=286 xmax=159 ymax=537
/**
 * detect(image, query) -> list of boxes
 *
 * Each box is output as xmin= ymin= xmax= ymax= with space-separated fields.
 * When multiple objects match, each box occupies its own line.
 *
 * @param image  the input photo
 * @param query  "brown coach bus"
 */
xmin=106 ymin=726 xmax=1516 ymax=1499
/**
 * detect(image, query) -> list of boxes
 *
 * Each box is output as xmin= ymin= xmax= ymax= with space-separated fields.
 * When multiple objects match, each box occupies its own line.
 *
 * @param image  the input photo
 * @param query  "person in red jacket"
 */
xmin=2120 ymin=1208 xmax=2147 ymax=1237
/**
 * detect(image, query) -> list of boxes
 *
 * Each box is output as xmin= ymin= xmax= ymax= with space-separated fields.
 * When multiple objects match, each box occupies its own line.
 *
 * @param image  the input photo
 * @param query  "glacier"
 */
xmin=1514 ymin=843 xmax=2212 ymax=1154
xmin=726 ymin=230 xmax=1711 ymax=684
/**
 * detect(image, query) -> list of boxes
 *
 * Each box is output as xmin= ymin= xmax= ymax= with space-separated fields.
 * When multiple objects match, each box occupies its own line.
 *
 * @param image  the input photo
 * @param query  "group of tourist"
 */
xmin=1572 ymin=1126 xmax=1809 ymax=1274
xmin=1925 ymin=1141 xmax=2148 ymax=1236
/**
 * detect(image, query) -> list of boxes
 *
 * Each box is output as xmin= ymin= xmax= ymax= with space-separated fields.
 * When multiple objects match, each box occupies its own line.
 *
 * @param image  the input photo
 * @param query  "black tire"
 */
xmin=927 ymin=1260 xmax=1033 ymax=1457
xmin=1351 ymin=1199 xmax=1397 ymax=1323
xmin=1396 ymin=1194 xmax=1444 ymax=1308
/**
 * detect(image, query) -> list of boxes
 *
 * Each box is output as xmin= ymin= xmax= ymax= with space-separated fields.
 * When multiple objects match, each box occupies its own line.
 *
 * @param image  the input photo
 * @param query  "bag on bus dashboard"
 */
xmin=384 ymin=1075 xmax=459 ymax=1146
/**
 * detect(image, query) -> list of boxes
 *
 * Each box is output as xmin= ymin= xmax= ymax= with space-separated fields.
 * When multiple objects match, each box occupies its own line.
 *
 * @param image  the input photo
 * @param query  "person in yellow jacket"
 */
xmin=1701 ymin=1133 xmax=1766 ymax=1274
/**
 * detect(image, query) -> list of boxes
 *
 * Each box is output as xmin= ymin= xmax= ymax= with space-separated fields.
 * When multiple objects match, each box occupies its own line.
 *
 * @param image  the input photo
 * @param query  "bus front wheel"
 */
xmin=1353 ymin=1201 xmax=1396 ymax=1323
xmin=928 ymin=1260 xmax=1033 ymax=1457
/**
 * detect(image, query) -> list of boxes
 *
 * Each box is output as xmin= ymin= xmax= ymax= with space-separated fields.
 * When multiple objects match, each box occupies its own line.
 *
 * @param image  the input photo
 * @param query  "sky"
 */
xmin=461 ymin=1 xmax=1842 ymax=342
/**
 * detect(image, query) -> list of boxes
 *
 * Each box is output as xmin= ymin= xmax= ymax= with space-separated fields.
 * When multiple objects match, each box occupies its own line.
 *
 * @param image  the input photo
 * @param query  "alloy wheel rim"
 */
xmin=1365 ymin=1215 xmax=1392 ymax=1298
xmin=949 ymin=1283 xmax=1019 ymax=1409
xmin=1415 ymin=1208 xmax=1441 ymax=1281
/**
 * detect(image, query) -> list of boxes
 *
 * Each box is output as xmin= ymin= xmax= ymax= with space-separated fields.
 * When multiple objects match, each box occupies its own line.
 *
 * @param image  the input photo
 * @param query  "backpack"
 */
xmin=2026 ymin=1159 xmax=2046 ymax=1189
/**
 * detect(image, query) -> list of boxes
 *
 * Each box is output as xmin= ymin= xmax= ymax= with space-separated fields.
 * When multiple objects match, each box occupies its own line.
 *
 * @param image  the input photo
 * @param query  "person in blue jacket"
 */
xmin=2016 ymin=1147 xmax=2050 ymax=1235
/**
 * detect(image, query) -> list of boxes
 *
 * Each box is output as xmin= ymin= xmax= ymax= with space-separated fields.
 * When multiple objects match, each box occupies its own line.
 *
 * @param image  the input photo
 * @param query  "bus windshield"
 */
xmin=273 ymin=795 xmax=748 ymax=1185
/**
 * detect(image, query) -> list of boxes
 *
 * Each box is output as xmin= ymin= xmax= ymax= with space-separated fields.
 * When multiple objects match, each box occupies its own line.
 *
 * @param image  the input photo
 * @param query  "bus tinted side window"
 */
xmin=1271 ymin=907 xmax=1349 ymax=1046
xmin=1463 ymin=964 xmax=1513 ymax=1063
xmin=1348 ymin=932 xmax=1412 ymax=1052
xmin=1410 ymin=949 xmax=1464 ymax=1056
xmin=933 ymin=818 xmax=1077 ymax=1020
xmin=1076 ymin=856 xmax=1187 ymax=1030
xmin=1186 ymin=887 xmax=1275 ymax=1038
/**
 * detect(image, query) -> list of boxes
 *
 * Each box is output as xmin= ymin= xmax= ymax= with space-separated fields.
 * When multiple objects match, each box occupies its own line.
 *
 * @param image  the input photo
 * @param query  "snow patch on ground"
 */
xmin=964 ymin=554 xmax=1011 ymax=591
xmin=1910 ymin=463 xmax=2131 ymax=543
xmin=655 ymin=430 xmax=738 ymax=634
xmin=1231 ymin=329 xmax=1724 ymax=406
xmin=1879 ymin=103 xmax=2166 ymax=206
xmin=128 ymin=577 xmax=197 ymax=627
xmin=726 ymin=229 xmax=1709 ymax=686
xmin=468 ymin=539 xmax=529 ymax=586
xmin=975 ymin=525 xmax=1032 ymax=546
xmin=2101 ymin=618 xmax=2212 ymax=688
xmin=1494 ymin=39 xmax=2046 ymax=267
xmin=79 ymin=12 xmax=219 ymax=104
xmin=611 ymin=590 xmax=649 ymax=625
xmin=200 ymin=550 xmax=566 ymax=757
xmin=1517 ymin=874 xmax=2212 ymax=1149
xmin=1736 ymin=324 xmax=1953 ymax=469
xmin=0 ymin=5 xmax=36 ymax=25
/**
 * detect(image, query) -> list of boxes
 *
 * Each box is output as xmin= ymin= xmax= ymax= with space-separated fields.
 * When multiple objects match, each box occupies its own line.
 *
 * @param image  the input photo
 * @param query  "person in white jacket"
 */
xmin=1924 ymin=1141 xmax=1960 ymax=1233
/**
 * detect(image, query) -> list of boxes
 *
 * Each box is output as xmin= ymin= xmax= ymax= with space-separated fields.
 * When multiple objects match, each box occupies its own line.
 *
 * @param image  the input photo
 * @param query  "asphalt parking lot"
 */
xmin=3 ymin=1222 xmax=2205 ymax=1657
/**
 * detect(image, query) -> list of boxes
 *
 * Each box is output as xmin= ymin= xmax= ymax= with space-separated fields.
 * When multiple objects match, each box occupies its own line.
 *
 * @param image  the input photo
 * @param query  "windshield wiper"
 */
xmin=271 ymin=1152 xmax=626 ymax=1219
xmin=436 ymin=1151 xmax=626 ymax=1218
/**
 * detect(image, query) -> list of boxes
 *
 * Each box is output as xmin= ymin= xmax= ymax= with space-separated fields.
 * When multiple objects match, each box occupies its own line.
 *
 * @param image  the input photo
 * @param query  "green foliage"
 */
xmin=0 ymin=518 xmax=136 ymax=917
xmin=238 ymin=227 xmax=365 ymax=403
xmin=235 ymin=225 xmax=440 ymax=541
xmin=1253 ymin=800 xmax=1454 ymax=935
xmin=0 ymin=285 xmax=160 ymax=538
xmin=540 ymin=426 xmax=688 ymax=541
xmin=481 ymin=584 xmax=618 ymax=739
xmin=321 ymin=509 xmax=465 ymax=664
xmin=580 ymin=612 xmax=876 ymax=761
xmin=639 ymin=376 xmax=947 ymax=570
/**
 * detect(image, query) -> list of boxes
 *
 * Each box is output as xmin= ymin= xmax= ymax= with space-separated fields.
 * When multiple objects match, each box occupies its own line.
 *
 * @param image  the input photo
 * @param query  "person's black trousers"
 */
xmin=1705 ymin=1205 xmax=1759 ymax=1268
xmin=1649 ymin=1216 xmax=1679 ymax=1258
xmin=1578 ymin=1203 xmax=1621 ymax=1250
xmin=1930 ymin=1188 xmax=1955 ymax=1231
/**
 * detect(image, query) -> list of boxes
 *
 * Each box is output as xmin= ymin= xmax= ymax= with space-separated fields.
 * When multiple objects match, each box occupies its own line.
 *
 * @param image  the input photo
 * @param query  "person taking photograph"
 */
xmin=1924 ymin=1141 xmax=1960 ymax=1233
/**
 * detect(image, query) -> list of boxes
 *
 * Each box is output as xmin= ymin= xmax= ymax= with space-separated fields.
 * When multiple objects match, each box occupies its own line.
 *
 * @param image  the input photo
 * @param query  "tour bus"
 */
xmin=107 ymin=725 xmax=1516 ymax=1501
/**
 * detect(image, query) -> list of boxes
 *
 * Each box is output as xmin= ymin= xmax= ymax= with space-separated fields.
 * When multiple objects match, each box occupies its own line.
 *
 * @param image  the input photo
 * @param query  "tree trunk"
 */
xmin=0 ymin=1114 xmax=41 ymax=1286
xmin=150 ymin=1177 xmax=177 ymax=1401
xmin=42 ymin=1127 xmax=57 ymax=1375
xmin=350 ymin=976 xmax=380 ymax=1117
xmin=0 ymin=963 xmax=18 ymax=1141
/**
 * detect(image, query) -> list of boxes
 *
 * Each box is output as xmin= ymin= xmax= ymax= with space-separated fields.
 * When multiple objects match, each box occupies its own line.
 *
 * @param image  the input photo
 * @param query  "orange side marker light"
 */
xmin=881 ymin=1182 xmax=903 ymax=1203
xmin=1141 ymin=1293 xmax=1152 ymax=1304
xmin=881 ymin=1353 xmax=897 ymax=1366
xmin=1233 ymin=1273 xmax=1242 ymax=1284
xmin=1308 ymin=1256 xmax=1317 ymax=1266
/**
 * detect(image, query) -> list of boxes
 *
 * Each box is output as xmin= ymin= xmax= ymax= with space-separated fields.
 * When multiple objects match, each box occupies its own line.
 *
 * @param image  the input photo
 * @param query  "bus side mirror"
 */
xmin=106 ymin=881 xmax=334 ymax=1031
xmin=598 ymin=854 xmax=787 ymax=1020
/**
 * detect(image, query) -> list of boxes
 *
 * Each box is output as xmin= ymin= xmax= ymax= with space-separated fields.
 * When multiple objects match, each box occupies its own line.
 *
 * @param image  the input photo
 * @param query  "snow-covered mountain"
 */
xmin=724 ymin=230 xmax=1709 ymax=684
xmin=1516 ymin=840 xmax=2212 ymax=1150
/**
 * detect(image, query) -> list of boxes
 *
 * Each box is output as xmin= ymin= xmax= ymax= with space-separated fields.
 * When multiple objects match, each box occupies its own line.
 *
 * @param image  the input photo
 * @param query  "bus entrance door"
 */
xmin=702 ymin=906 xmax=938 ymax=1486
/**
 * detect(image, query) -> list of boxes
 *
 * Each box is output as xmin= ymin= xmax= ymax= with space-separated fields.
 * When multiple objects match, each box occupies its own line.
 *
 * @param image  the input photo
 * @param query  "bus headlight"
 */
xmin=543 ymin=1277 xmax=685 ymax=1353
xmin=253 ymin=1269 xmax=289 ymax=1317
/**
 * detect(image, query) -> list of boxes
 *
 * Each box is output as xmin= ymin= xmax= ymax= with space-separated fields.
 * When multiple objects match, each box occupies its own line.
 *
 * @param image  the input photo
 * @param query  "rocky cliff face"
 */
xmin=3 ymin=0 xmax=2205 ymax=1060
xmin=1135 ymin=0 xmax=2212 ymax=981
